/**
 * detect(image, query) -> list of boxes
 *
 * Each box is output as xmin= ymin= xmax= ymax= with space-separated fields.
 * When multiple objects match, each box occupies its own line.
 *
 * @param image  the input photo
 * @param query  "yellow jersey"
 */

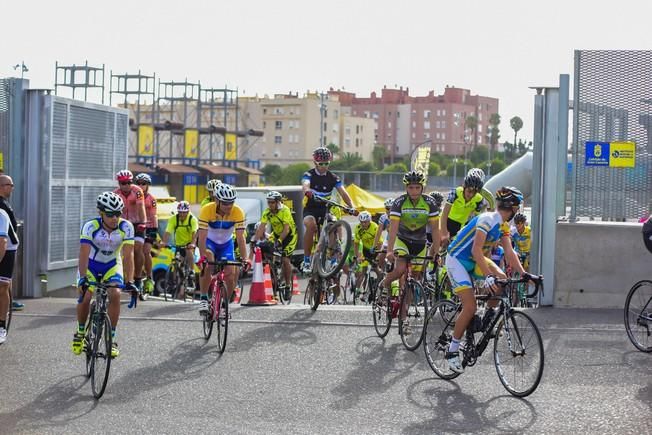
xmin=198 ymin=202 xmax=246 ymax=246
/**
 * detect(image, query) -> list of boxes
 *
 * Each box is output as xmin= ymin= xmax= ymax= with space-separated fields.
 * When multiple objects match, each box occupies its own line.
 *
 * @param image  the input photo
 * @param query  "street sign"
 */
xmin=585 ymin=141 xmax=635 ymax=167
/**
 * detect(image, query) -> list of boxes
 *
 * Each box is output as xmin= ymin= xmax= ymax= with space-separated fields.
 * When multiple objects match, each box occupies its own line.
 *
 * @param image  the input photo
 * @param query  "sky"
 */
xmin=3 ymin=0 xmax=652 ymax=143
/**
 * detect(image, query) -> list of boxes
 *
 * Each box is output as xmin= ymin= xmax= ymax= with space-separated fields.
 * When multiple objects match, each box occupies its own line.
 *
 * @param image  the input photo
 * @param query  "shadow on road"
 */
xmin=0 ymin=375 xmax=98 ymax=432
xmin=15 ymin=306 xmax=77 ymax=331
xmin=330 ymin=335 xmax=419 ymax=409
xmin=403 ymin=378 xmax=538 ymax=433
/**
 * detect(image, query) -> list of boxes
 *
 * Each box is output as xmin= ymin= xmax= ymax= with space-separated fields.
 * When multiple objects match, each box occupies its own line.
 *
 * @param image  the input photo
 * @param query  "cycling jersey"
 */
xmin=448 ymin=211 xmax=510 ymax=270
xmin=389 ymin=194 xmax=439 ymax=244
xmin=198 ymin=202 xmax=246 ymax=254
xmin=301 ymin=168 xmax=343 ymax=209
xmin=80 ymin=217 xmax=134 ymax=284
xmin=261 ymin=205 xmax=295 ymax=238
xmin=378 ymin=213 xmax=390 ymax=231
xmin=114 ymin=185 xmax=145 ymax=224
xmin=490 ymin=245 xmax=505 ymax=264
xmin=144 ymin=192 xmax=157 ymax=229
xmin=200 ymin=196 xmax=213 ymax=207
xmin=511 ymin=225 xmax=531 ymax=254
xmin=354 ymin=221 xmax=379 ymax=251
xmin=446 ymin=186 xmax=486 ymax=225
xmin=164 ymin=213 xmax=198 ymax=247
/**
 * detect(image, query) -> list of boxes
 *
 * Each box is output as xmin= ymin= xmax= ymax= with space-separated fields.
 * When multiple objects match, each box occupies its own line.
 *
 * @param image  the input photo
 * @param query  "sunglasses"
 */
xmin=119 ymin=181 xmax=132 ymax=185
xmin=104 ymin=211 xmax=122 ymax=218
xmin=316 ymin=162 xmax=330 ymax=167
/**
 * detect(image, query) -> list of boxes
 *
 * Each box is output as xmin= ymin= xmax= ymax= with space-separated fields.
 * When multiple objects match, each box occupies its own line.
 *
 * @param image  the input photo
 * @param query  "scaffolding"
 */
xmin=198 ymin=87 xmax=239 ymax=165
xmin=54 ymin=61 xmax=105 ymax=103
xmin=156 ymin=79 xmax=200 ymax=165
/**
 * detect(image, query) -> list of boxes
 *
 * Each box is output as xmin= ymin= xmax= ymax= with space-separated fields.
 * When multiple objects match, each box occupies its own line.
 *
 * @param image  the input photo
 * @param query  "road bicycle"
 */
xmin=624 ymin=279 xmax=652 ymax=352
xmin=202 ymin=260 xmax=242 ymax=353
xmin=2 ymin=289 xmax=12 ymax=340
xmin=423 ymin=275 xmax=545 ymax=397
xmin=341 ymin=256 xmax=380 ymax=305
xmin=80 ymin=279 xmax=125 ymax=399
xmin=162 ymin=245 xmax=197 ymax=302
xmin=258 ymin=241 xmax=292 ymax=305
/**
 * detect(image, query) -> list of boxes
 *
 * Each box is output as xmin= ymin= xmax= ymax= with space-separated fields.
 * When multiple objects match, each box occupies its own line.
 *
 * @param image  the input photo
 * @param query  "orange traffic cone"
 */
xmin=243 ymin=247 xmax=277 ymax=306
xmin=292 ymin=273 xmax=301 ymax=295
xmin=263 ymin=264 xmax=277 ymax=302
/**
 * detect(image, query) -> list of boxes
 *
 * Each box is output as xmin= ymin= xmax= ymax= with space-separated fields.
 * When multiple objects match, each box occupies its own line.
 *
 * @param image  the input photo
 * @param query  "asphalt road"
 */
xmin=0 ymin=295 xmax=649 ymax=435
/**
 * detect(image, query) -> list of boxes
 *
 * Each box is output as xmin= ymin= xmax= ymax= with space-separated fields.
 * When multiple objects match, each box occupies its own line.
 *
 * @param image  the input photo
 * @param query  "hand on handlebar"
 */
xmin=347 ymin=208 xmax=359 ymax=216
xmin=484 ymin=275 xmax=499 ymax=294
xmin=304 ymin=190 xmax=314 ymax=199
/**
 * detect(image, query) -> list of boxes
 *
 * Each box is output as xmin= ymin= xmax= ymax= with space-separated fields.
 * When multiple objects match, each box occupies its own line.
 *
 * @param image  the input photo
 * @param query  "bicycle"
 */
xmin=423 ymin=275 xmax=544 ymax=397
xmin=624 ymin=279 xmax=652 ymax=352
xmin=3 ymin=289 xmax=12 ymax=339
xmin=80 ymin=279 xmax=125 ymax=399
xmin=258 ymin=241 xmax=292 ymax=305
xmin=201 ymin=259 xmax=242 ymax=353
xmin=162 ymin=245 xmax=196 ymax=302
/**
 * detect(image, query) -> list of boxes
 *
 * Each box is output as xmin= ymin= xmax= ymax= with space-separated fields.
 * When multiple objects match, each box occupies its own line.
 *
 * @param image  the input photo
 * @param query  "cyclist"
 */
xmin=510 ymin=212 xmax=531 ymax=271
xmin=372 ymin=198 xmax=394 ymax=269
xmin=114 ymin=170 xmax=147 ymax=294
xmin=72 ymin=192 xmax=137 ymax=358
xmin=255 ymin=191 xmax=298 ymax=290
xmin=440 ymin=168 xmax=488 ymax=241
xmin=201 ymin=179 xmax=221 ymax=207
xmin=135 ymin=173 xmax=157 ymax=295
xmin=352 ymin=211 xmax=379 ymax=299
xmin=197 ymin=183 xmax=250 ymax=313
xmin=384 ymin=170 xmax=441 ymax=332
xmin=160 ymin=201 xmax=198 ymax=274
xmin=301 ymin=147 xmax=357 ymax=273
xmin=445 ymin=186 xmax=530 ymax=373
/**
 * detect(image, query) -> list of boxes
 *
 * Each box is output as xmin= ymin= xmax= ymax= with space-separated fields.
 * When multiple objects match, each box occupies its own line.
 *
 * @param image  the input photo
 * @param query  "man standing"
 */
xmin=0 ymin=175 xmax=19 ymax=343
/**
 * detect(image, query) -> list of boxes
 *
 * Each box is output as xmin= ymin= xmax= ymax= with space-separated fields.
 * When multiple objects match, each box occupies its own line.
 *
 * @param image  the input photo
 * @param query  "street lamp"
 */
xmin=13 ymin=61 xmax=28 ymax=79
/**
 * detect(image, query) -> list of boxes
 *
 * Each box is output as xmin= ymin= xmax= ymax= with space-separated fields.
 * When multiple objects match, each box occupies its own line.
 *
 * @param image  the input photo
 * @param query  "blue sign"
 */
xmin=183 ymin=174 xmax=199 ymax=185
xmin=585 ymin=142 xmax=610 ymax=166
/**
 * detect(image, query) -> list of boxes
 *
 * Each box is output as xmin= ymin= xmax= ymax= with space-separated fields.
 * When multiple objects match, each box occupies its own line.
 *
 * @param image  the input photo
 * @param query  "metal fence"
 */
xmin=571 ymin=50 xmax=652 ymax=221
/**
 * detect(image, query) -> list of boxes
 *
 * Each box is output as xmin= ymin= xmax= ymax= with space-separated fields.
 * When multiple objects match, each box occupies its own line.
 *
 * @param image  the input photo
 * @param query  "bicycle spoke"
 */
xmin=624 ymin=280 xmax=652 ymax=352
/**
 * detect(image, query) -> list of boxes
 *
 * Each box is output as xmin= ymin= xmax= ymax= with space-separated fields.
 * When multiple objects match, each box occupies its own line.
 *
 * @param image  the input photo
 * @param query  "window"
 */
xmin=323 ymin=122 xmax=327 ymax=132
xmin=442 ymin=109 xmax=446 ymax=116
xmin=388 ymin=121 xmax=392 ymax=128
xmin=274 ymin=136 xmax=282 ymax=144
xmin=263 ymin=108 xmax=267 ymax=115
xmin=424 ymin=121 xmax=431 ymax=129
xmin=441 ymin=121 xmax=446 ymax=129
xmin=323 ymin=109 xmax=328 ymax=118
xmin=263 ymin=121 xmax=267 ymax=128
xmin=295 ymin=121 xmax=300 ymax=129
xmin=345 ymin=138 xmax=351 ymax=146
xmin=436 ymin=132 xmax=440 ymax=139
xmin=435 ymin=121 xmax=440 ymax=129
xmin=388 ymin=111 xmax=392 ymax=117
xmin=372 ymin=112 xmax=379 ymax=119
xmin=274 ymin=107 xmax=284 ymax=115
xmin=436 ymin=109 xmax=441 ymax=117
xmin=478 ymin=113 xmax=482 ymax=121
xmin=355 ymin=138 xmax=359 ymax=147
xmin=442 ymin=133 xmax=446 ymax=140
xmin=364 ymin=111 xmax=370 ymax=118
xmin=442 ymin=144 xmax=446 ymax=152
xmin=412 ymin=132 xmax=416 ymax=139
xmin=334 ymin=110 xmax=338 ymax=118
xmin=412 ymin=120 xmax=416 ymax=128
xmin=355 ymin=125 xmax=359 ymax=134
xmin=345 ymin=126 xmax=351 ymax=135
xmin=275 ymin=120 xmax=282 ymax=130
xmin=396 ymin=111 xmax=400 ymax=118
xmin=478 ymin=124 xmax=482 ymax=133
xmin=424 ymin=132 xmax=430 ymax=139
xmin=424 ymin=110 xmax=431 ymax=119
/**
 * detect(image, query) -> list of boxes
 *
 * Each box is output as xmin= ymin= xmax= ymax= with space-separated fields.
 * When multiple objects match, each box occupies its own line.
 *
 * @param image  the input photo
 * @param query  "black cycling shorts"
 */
xmin=144 ymin=228 xmax=158 ymax=244
xmin=0 ymin=250 xmax=16 ymax=282
xmin=643 ymin=218 xmax=652 ymax=254
xmin=447 ymin=220 xmax=462 ymax=238
xmin=303 ymin=206 xmax=328 ymax=225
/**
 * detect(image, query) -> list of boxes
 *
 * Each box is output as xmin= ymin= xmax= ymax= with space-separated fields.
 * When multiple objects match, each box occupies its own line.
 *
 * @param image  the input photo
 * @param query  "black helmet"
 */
xmin=312 ymin=147 xmax=332 ymax=162
xmin=495 ymin=186 xmax=523 ymax=209
xmin=513 ymin=212 xmax=527 ymax=224
xmin=428 ymin=191 xmax=445 ymax=208
xmin=464 ymin=168 xmax=485 ymax=190
xmin=403 ymin=170 xmax=426 ymax=186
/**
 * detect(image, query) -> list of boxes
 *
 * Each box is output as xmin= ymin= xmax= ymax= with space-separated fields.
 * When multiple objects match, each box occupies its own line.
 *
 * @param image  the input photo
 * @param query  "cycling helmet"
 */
xmin=116 ymin=169 xmax=133 ymax=182
xmin=463 ymin=168 xmax=485 ymax=190
xmin=177 ymin=201 xmax=190 ymax=212
xmin=513 ymin=212 xmax=527 ymax=225
xmin=312 ymin=147 xmax=332 ymax=162
xmin=495 ymin=186 xmax=524 ymax=209
xmin=214 ymin=183 xmax=236 ymax=202
xmin=206 ymin=179 xmax=221 ymax=192
xmin=97 ymin=192 xmax=124 ymax=212
xmin=135 ymin=173 xmax=152 ymax=184
xmin=384 ymin=198 xmax=394 ymax=209
xmin=266 ymin=191 xmax=283 ymax=201
xmin=429 ymin=191 xmax=445 ymax=208
xmin=403 ymin=170 xmax=426 ymax=186
xmin=358 ymin=211 xmax=372 ymax=223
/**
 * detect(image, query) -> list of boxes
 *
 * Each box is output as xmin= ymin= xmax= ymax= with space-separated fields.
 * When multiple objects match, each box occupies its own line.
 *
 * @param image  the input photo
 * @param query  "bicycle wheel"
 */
xmin=90 ymin=314 xmax=113 ymax=399
xmin=493 ymin=310 xmax=544 ymax=397
xmin=340 ymin=272 xmax=351 ymax=305
xmin=84 ymin=304 xmax=95 ymax=378
xmin=372 ymin=284 xmax=392 ymax=338
xmin=164 ymin=263 xmax=180 ymax=301
xmin=215 ymin=282 xmax=229 ymax=353
xmin=5 ymin=290 xmax=12 ymax=333
xmin=624 ymin=280 xmax=652 ymax=352
xmin=423 ymin=300 xmax=461 ymax=380
xmin=202 ymin=281 xmax=215 ymax=340
xmin=399 ymin=281 xmax=428 ymax=351
xmin=317 ymin=220 xmax=352 ymax=279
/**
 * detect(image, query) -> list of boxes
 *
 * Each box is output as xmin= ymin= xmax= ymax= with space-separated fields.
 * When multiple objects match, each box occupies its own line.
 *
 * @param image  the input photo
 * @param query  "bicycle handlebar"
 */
xmin=313 ymin=195 xmax=356 ymax=214
xmin=476 ymin=274 xmax=544 ymax=301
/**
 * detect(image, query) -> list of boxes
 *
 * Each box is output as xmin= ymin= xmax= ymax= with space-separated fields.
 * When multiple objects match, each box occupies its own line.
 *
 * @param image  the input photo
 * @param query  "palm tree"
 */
xmin=489 ymin=113 xmax=501 ymax=148
xmin=510 ymin=116 xmax=523 ymax=153
xmin=465 ymin=115 xmax=478 ymax=145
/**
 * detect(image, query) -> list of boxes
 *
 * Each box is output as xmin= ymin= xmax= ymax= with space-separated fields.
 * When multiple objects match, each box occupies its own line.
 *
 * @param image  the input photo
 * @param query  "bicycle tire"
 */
xmin=400 ymin=281 xmax=428 ymax=351
xmin=84 ymin=303 xmax=95 ymax=378
xmin=91 ymin=314 xmax=112 ymax=399
xmin=624 ymin=280 xmax=652 ymax=352
xmin=164 ymin=262 xmax=179 ymax=301
xmin=317 ymin=220 xmax=352 ymax=279
xmin=311 ymin=280 xmax=322 ymax=311
xmin=215 ymin=282 xmax=229 ymax=353
xmin=372 ymin=285 xmax=392 ymax=338
xmin=423 ymin=300 xmax=461 ymax=380
xmin=493 ymin=310 xmax=544 ymax=397
xmin=202 ymin=280 xmax=216 ymax=340
xmin=340 ymin=272 xmax=351 ymax=305
xmin=5 ymin=290 xmax=12 ymax=333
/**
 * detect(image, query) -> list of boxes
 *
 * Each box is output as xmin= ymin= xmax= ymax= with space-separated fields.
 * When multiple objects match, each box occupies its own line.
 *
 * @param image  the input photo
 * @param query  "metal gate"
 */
xmin=571 ymin=50 xmax=652 ymax=221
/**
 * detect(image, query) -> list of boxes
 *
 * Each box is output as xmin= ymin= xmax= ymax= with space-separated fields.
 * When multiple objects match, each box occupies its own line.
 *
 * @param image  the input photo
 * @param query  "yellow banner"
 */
xmin=184 ymin=129 xmax=199 ymax=159
xmin=138 ymin=125 xmax=154 ymax=156
xmin=609 ymin=141 xmax=635 ymax=168
xmin=225 ymin=133 xmax=237 ymax=161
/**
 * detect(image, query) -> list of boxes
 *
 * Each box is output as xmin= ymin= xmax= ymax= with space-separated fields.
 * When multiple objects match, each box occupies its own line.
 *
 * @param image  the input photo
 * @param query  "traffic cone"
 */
xmin=292 ymin=274 xmax=301 ymax=295
xmin=263 ymin=264 xmax=276 ymax=302
xmin=242 ymin=247 xmax=277 ymax=306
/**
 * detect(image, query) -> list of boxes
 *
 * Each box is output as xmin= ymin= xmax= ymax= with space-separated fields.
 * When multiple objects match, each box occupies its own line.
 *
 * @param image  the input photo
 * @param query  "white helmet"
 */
xmin=206 ymin=179 xmax=221 ymax=192
xmin=135 ymin=173 xmax=152 ymax=184
xmin=116 ymin=169 xmax=133 ymax=182
xmin=214 ymin=183 xmax=236 ymax=202
xmin=177 ymin=201 xmax=190 ymax=212
xmin=358 ymin=211 xmax=372 ymax=223
xmin=384 ymin=198 xmax=394 ymax=208
xmin=266 ymin=191 xmax=283 ymax=201
xmin=97 ymin=192 xmax=124 ymax=212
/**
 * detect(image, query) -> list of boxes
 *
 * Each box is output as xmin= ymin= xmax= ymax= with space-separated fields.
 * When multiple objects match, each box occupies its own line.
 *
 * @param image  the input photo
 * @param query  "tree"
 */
xmin=275 ymin=163 xmax=310 ymax=185
xmin=326 ymin=143 xmax=340 ymax=158
xmin=381 ymin=162 xmax=408 ymax=173
xmin=468 ymin=144 xmax=489 ymax=166
xmin=329 ymin=152 xmax=363 ymax=171
xmin=261 ymin=164 xmax=282 ymax=184
xmin=465 ymin=115 xmax=478 ymax=145
xmin=489 ymin=113 xmax=501 ymax=147
xmin=428 ymin=162 xmax=441 ymax=176
xmin=372 ymin=145 xmax=387 ymax=170
xmin=510 ymin=116 xmax=523 ymax=154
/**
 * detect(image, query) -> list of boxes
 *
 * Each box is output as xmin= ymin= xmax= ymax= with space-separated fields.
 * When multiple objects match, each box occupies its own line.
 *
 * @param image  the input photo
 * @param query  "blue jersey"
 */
xmin=378 ymin=213 xmax=390 ymax=230
xmin=448 ymin=211 xmax=510 ymax=270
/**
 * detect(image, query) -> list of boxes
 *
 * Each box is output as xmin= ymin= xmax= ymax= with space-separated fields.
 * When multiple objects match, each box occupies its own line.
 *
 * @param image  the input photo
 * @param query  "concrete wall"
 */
xmin=554 ymin=221 xmax=648 ymax=308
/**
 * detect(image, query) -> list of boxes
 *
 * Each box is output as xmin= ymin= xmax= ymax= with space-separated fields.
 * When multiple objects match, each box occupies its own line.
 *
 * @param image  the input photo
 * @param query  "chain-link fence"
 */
xmin=571 ymin=50 xmax=652 ymax=221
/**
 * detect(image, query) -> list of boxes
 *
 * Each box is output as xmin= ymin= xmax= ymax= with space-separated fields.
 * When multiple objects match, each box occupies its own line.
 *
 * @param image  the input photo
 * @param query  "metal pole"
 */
xmin=320 ymin=92 xmax=324 ymax=148
xmin=569 ymin=50 xmax=581 ymax=222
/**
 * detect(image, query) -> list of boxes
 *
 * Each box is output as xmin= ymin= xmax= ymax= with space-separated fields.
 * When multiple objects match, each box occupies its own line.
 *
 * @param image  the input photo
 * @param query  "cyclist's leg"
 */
xmin=214 ymin=238 xmax=237 ymax=300
xmin=282 ymin=236 xmax=296 ymax=287
xmin=200 ymin=241 xmax=218 ymax=298
xmin=142 ymin=229 xmax=157 ymax=290
xmin=133 ymin=227 xmax=145 ymax=287
xmin=384 ymin=239 xmax=409 ymax=292
xmin=446 ymin=256 xmax=476 ymax=363
xmin=302 ymin=213 xmax=319 ymax=270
